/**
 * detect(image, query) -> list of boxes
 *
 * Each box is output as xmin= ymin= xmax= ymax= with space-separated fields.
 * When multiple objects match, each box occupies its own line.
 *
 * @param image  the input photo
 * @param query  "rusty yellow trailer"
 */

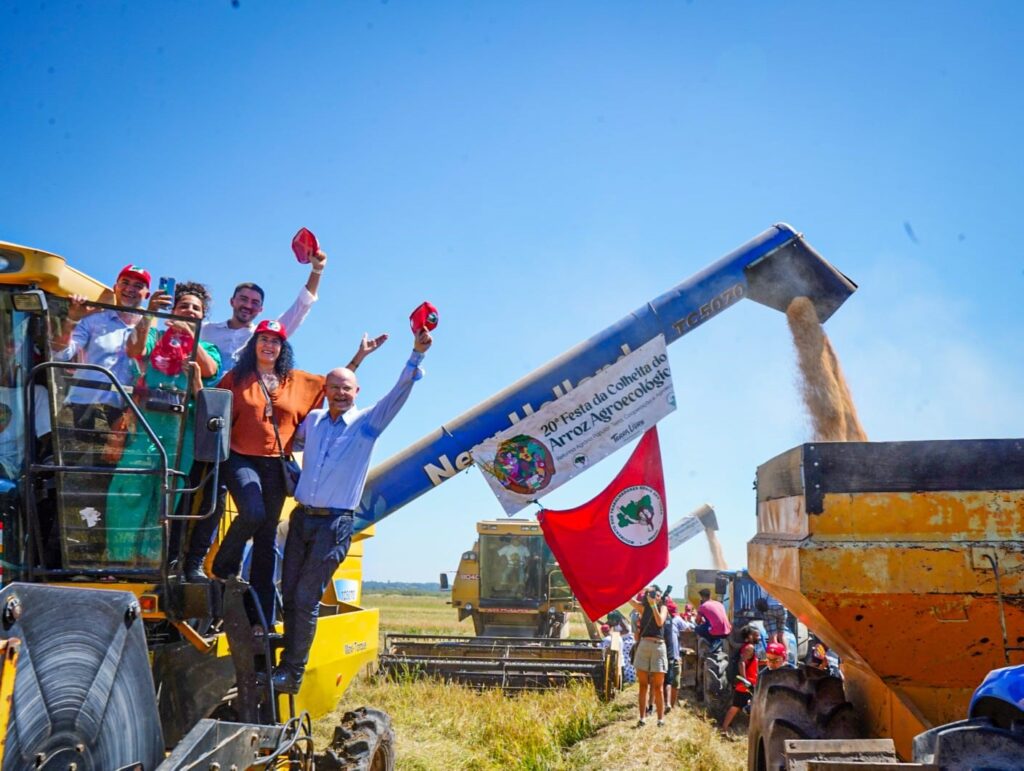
xmin=748 ymin=439 xmax=1024 ymax=765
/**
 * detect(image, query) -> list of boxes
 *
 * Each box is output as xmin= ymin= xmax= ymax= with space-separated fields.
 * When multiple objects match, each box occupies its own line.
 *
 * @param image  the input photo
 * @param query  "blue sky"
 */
xmin=3 ymin=1 xmax=1023 ymax=586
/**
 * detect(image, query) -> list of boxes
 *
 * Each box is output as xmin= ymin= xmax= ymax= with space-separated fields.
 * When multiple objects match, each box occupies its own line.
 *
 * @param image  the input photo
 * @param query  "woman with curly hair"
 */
xmin=208 ymin=321 xmax=385 ymax=627
xmin=106 ymin=281 xmax=222 ymax=564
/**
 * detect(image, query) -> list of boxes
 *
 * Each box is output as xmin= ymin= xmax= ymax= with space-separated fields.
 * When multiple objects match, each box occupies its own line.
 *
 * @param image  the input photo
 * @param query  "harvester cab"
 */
xmin=449 ymin=519 xmax=575 ymax=638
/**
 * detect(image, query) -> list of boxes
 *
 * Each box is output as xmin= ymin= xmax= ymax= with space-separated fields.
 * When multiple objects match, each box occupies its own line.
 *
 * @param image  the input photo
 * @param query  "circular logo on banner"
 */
xmin=609 ymin=485 xmax=665 ymax=547
xmin=490 ymin=435 xmax=554 ymax=495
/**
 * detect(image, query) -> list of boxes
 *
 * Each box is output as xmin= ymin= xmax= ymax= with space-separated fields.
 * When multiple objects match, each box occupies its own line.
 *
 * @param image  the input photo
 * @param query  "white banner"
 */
xmin=471 ymin=336 xmax=676 ymax=515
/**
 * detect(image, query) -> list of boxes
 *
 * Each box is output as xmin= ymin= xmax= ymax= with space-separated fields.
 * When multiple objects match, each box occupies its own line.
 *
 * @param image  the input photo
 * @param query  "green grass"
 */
xmin=314 ymin=592 xmax=748 ymax=770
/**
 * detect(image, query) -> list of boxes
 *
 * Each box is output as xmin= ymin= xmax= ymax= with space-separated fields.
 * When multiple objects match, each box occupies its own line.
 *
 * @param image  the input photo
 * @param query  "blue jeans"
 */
xmin=279 ymin=506 xmax=353 ymax=677
xmin=211 ymin=453 xmax=287 ymax=624
xmin=696 ymin=622 xmax=729 ymax=648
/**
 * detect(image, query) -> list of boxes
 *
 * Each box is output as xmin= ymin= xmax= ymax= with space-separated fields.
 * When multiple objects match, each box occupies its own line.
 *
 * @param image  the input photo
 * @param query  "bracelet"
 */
xmin=311 ymin=267 xmax=324 ymax=275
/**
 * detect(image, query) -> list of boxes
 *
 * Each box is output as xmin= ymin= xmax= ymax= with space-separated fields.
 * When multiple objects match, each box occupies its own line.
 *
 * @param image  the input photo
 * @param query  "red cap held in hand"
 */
xmin=409 ymin=301 xmax=439 ymax=334
xmin=291 ymin=228 xmax=319 ymax=264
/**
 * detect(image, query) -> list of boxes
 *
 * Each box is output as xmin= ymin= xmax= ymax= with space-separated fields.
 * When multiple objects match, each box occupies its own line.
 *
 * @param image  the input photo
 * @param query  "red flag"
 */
xmin=538 ymin=427 xmax=669 ymax=621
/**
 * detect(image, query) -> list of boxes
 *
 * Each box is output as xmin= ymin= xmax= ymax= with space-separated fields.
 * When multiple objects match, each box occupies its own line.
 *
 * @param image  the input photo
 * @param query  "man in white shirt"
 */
xmin=200 ymin=250 xmax=327 ymax=367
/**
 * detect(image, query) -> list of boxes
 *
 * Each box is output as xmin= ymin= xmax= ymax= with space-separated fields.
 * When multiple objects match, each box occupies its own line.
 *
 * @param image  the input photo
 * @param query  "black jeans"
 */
xmin=211 ymin=453 xmax=287 ymax=624
xmin=279 ymin=505 xmax=353 ymax=678
xmin=172 ymin=461 xmax=228 ymax=566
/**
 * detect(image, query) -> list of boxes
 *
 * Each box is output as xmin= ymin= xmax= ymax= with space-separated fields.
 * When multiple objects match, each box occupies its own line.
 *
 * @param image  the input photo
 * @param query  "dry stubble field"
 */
xmin=314 ymin=592 xmax=748 ymax=770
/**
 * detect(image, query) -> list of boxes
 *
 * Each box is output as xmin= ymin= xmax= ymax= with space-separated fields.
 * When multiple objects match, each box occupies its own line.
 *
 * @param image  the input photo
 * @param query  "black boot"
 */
xmin=184 ymin=556 xmax=208 ymax=583
xmin=270 ymin=665 xmax=302 ymax=694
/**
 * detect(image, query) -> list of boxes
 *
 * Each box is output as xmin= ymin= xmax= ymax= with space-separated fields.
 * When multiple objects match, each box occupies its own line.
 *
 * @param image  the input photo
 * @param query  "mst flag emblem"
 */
xmin=609 ymin=486 xmax=665 ymax=547
xmin=538 ymin=427 xmax=669 ymax=620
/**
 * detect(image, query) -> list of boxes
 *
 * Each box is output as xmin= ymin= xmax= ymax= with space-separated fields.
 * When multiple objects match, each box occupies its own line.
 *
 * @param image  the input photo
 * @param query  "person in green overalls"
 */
xmin=106 ymin=281 xmax=221 ymax=565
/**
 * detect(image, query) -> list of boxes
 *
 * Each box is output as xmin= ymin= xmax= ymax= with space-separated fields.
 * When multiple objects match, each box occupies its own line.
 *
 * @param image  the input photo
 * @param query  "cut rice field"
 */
xmin=314 ymin=592 xmax=748 ymax=770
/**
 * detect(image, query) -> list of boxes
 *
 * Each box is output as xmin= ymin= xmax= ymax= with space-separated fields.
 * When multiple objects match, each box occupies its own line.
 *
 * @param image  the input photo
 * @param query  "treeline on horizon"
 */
xmin=364 ymin=580 xmax=445 ymax=595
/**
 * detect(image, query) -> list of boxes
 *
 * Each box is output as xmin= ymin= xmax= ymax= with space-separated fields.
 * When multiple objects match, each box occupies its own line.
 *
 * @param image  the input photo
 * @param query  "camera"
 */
xmin=646 ymin=589 xmax=657 ymax=599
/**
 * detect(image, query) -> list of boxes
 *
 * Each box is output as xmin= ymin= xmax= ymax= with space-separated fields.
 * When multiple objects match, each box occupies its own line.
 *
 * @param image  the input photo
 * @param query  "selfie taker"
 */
xmin=629 ymin=584 xmax=672 ymax=727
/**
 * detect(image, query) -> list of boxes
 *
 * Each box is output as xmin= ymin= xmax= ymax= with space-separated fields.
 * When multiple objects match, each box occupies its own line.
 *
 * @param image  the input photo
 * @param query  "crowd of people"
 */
xmin=51 ymin=246 xmax=434 ymax=694
xmin=597 ymin=583 xmax=839 ymax=734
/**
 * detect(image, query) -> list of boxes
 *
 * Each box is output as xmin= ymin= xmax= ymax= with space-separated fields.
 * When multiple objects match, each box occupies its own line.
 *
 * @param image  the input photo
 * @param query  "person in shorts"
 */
xmin=629 ymin=585 xmax=669 ymax=727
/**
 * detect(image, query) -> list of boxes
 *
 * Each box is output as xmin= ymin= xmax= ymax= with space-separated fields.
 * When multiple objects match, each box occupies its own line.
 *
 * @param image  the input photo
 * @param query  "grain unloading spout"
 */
xmin=743 ymin=223 xmax=857 ymax=324
xmin=695 ymin=503 xmax=718 ymax=532
xmin=668 ymin=503 xmax=718 ymax=550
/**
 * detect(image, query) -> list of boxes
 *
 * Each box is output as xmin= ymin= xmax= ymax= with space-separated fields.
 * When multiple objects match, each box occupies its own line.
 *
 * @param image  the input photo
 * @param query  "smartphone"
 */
xmin=158 ymin=276 xmax=176 ymax=298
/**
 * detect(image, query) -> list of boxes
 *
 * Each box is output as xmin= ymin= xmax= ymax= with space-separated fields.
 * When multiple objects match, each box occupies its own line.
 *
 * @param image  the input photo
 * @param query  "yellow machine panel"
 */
xmin=0 ymin=241 xmax=109 ymax=299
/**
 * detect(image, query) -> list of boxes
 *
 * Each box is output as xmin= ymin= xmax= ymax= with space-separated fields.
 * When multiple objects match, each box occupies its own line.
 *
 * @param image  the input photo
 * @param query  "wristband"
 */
xmin=311 ymin=267 xmax=324 ymax=275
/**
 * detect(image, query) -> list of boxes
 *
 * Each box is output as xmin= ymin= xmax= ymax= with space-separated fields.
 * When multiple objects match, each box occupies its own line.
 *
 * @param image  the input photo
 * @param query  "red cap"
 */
xmin=254 ymin=319 xmax=288 ymax=341
xmin=665 ymin=599 xmax=679 ymax=616
xmin=766 ymin=642 xmax=787 ymax=657
xmin=117 ymin=264 xmax=152 ymax=288
xmin=292 ymin=227 xmax=319 ymax=264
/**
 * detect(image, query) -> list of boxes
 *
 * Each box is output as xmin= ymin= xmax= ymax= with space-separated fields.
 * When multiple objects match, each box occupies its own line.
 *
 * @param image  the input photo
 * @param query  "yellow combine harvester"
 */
xmin=378 ymin=519 xmax=617 ymax=698
xmin=0 ymin=240 xmax=390 ymax=769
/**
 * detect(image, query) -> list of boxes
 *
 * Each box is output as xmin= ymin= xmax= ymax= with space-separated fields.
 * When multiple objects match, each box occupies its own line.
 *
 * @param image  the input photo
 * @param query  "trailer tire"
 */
xmin=748 ymin=667 xmax=859 ymax=771
xmin=315 ymin=707 xmax=396 ymax=771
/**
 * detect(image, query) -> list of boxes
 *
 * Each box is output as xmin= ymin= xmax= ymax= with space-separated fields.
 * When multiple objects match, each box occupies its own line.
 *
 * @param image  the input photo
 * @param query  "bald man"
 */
xmin=271 ymin=328 xmax=433 ymax=694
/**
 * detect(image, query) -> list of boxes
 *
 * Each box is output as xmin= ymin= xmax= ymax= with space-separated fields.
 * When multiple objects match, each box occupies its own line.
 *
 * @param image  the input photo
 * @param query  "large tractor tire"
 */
xmin=0 ymin=584 xmax=164 ymax=771
xmin=747 ymin=667 xmax=860 ymax=771
xmin=700 ymin=645 xmax=732 ymax=721
xmin=315 ymin=707 xmax=396 ymax=771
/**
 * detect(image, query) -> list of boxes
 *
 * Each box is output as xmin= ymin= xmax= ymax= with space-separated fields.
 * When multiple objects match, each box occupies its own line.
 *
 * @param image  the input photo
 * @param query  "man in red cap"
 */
xmin=764 ymin=641 xmax=790 ymax=671
xmin=53 ymin=264 xmax=172 ymax=534
xmin=54 ymin=263 xmax=169 ymax=403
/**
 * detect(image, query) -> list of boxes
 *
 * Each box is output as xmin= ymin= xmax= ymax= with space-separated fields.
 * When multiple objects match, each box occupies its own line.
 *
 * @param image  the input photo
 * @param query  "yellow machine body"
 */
xmin=0 ymin=240 xmax=382 ymax=731
xmin=684 ymin=567 xmax=721 ymax=608
xmin=749 ymin=440 xmax=1024 ymax=760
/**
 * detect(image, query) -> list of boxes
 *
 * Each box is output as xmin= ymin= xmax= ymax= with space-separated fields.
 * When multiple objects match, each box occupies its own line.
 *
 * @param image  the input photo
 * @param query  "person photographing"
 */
xmin=628 ymin=584 xmax=671 ymax=727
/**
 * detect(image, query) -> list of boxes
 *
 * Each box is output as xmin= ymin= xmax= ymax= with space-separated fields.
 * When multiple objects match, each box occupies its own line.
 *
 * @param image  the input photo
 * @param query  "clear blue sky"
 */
xmin=3 ymin=2 xmax=1023 ymax=586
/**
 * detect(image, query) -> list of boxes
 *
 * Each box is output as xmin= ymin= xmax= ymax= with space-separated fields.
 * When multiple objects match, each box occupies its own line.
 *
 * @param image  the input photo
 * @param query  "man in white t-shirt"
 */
xmin=200 ymin=250 xmax=327 ymax=367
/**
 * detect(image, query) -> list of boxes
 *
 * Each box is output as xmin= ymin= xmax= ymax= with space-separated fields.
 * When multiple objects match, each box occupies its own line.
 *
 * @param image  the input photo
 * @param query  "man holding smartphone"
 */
xmin=52 ymin=264 xmax=172 ymax=532
xmin=200 ymin=249 xmax=327 ymax=367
